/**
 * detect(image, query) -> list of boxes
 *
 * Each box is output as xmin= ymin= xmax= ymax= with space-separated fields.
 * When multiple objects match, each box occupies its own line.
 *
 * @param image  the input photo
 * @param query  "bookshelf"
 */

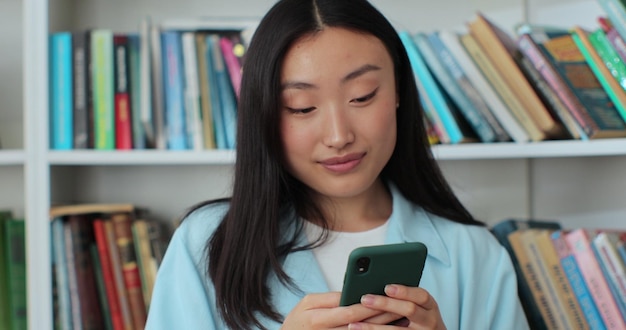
xmin=1 ymin=0 xmax=622 ymax=328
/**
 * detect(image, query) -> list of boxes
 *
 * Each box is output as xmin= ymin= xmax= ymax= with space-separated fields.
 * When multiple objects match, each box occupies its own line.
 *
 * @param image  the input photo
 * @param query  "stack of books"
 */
xmin=492 ymin=219 xmax=626 ymax=329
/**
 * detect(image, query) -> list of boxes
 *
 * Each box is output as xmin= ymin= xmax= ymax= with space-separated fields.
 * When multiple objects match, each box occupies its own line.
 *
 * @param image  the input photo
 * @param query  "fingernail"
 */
xmin=360 ymin=294 xmax=374 ymax=305
xmin=385 ymin=284 xmax=398 ymax=295
xmin=349 ymin=323 xmax=362 ymax=330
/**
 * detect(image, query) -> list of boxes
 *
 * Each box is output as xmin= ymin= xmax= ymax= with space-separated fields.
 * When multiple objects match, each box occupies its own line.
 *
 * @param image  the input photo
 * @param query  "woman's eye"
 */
xmin=286 ymin=107 xmax=316 ymax=114
xmin=351 ymin=88 xmax=378 ymax=104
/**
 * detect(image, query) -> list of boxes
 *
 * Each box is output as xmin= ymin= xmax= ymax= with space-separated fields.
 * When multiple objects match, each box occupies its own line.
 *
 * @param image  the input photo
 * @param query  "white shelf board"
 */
xmin=48 ymin=149 xmax=236 ymax=165
xmin=46 ymin=139 xmax=626 ymax=165
xmin=433 ymin=139 xmax=626 ymax=160
xmin=0 ymin=150 xmax=25 ymax=165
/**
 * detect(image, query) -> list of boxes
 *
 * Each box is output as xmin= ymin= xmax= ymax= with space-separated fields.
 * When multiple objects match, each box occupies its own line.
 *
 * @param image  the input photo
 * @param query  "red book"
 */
xmin=113 ymin=34 xmax=133 ymax=150
xmin=93 ymin=219 xmax=124 ymax=330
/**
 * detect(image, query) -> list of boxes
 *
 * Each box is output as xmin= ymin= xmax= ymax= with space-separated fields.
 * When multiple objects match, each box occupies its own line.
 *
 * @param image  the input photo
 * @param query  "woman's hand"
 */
xmin=281 ymin=292 xmax=407 ymax=329
xmin=348 ymin=285 xmax=447 ymax=330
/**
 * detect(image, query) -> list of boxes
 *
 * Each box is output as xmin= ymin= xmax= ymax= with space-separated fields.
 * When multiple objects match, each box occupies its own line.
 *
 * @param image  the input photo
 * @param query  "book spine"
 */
xmin=606 ymin=28 xmax=626 ymax=63
xmin=139 ymin=18 xmax=155 ymax=148
xmin=113 ymin=34 xmax=133 ymax=150
xmin=589 ymin=29 xmax=626 ymax=91
xmin=89 ymin=244 xmax=114 ymax=330
xmin=63 ymin=219 xmax=83 ymax=328
xmin=104 ymin=220 xmax=133 ymax=330
xmin=4 ymin=220 xmax=27 ymax=330
xmin=565 ymin=229 xmax=625 ymax=329
xmin=127 ymin=34 xmax=146 ymax=150
xmin=181 ymin=32 xmax=204 ymax=151
xmin=195 ymin=33 xmax=217 ymax=149
xmin=205 ymin=34 xmax=227 ymax=149
xmin=50 ymin=32 xmax=74 ymax=150
xmin=51 ymin=218 xmax=73 ymax=330
xmin=219 ymin=35 xmax=243 ymax=99
xmin=72 ymin=31 xmax=89 ymax=149
xmin=552 ymin=230 xmax=607 ymax=330
xmin=592 ymin=232 xmax=626 ymax=318
xmin=94 ymin=220 xmax=125 ymax=330
xmin=399 ymin=31 xmax=463 ymax=144
xmin=572 ymin=29 xmax=626 ymax=123
xmin=149 ymin=24 xmax=166 ymax=149
xmin=91 ymin=30 xmax=116 ymax=150
xmin=509 ymin=230 xmax=559 ymax=329
xmin=209 ymin=34 xmax=238 ymax=149
xmin=161 ymin=31 xmax=188 ymax=150
xmin=131 ymin=220 xmax=157 ymax=311
xmin=597 ymin=0 xmax=626 ymax=47
xmin=112 ymin=213 xmax=147 ymax=330
xmin=416 ymin=32 xmax=496 ymax=142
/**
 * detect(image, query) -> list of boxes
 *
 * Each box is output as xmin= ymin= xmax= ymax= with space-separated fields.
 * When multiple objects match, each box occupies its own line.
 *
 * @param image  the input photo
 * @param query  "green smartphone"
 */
xmin=339 ymin=242 xmax=428 ymax=306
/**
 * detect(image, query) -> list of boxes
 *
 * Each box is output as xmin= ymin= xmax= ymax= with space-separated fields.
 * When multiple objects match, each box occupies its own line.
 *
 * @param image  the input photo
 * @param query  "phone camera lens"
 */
xmin=356 ymin=257 xmax=370 ymax=273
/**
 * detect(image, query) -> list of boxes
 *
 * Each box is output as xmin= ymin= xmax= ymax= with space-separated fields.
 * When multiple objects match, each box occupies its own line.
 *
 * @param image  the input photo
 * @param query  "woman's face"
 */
xmin=280 ymin=27 xmax=398 ymax=200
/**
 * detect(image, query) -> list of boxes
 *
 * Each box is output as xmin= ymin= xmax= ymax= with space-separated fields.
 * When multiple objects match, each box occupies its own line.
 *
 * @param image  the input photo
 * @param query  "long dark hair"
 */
xmin=200 ymin=0 xmax=483 ymax=328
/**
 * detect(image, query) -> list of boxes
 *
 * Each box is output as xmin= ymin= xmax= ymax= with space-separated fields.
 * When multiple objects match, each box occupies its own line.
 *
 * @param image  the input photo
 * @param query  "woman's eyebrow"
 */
xmin=342 ymin=64 xmax=381 ymax=83
xmin=281 ymin=63 xmax=381 ymax=90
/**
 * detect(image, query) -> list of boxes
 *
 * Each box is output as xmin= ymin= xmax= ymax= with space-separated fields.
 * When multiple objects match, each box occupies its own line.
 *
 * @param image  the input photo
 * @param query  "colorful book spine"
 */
xmin=104 ymin=219 xmax=133 ymax=329
xmin=209 ymin=34 xmax=238 ymax=149
xmin=127 ymin=33 xmax=146 ymax=150
xmin=195 ymin=33 xmax=217 ymax=149
xmin=161 ymin=30 xmax=188 ymax=150
xmin=565 ymin=229 xmax=625 ymax=329
xmin=589 ymin=28 xmax=626 ymax=91
xmin=51 ymin=217 xmax=72 ymax=330
xmin=592 ymin=231 xmax=626 ymax=319
xmin=597 ymin=0 xmax=626 ymax=46
xmin=50 ymin=32 xmax=74 ymax=150
xmin=113 ymin=34 xmax=133 ymax=150
xmin=89 ymin=244 xmax=113 ymax=330
xmin=91 ymin=30 xmax=115 ymax=150
xmin=219 ymin=35 xmax=243 ymax=99
xmin=398 ymin=31 xmax=464 ymax=144
xmin=94 ymin=219 xmax=125 ymax=330
xmin=181 ymin=31 xmax=204 ymax=151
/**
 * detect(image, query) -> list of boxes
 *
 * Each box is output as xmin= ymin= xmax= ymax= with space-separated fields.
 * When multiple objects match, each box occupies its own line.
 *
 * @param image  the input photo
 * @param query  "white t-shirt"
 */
xmin=303 ymin=220 xmax=389 ymax=292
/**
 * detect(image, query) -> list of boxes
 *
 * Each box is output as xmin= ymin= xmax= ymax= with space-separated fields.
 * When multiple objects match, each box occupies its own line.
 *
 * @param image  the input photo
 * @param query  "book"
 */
xmin=459 ymin=33 xmax=547 ymax=141
xmin=565 ymin=229 xmax=626 ymax=329
xmin=181 ymin=31 xmax=204 ymax=151
xmin=132 ymin=219 xmax=158 ymax=311
xmin=113 ymin=34 xmax=133 ymax=150
xmin=600 ymin=18 xmax=626 ymax=64
xmin=592 ymin=231 xmax=626 ymax=319
xmin=50 ymin=203 xmax=135 ymax=218
xmin=509 ymin=229 xmax=560 ymax=329
xmin=399 ymin=31 xmax=467 ymax=144
xmin=438 ymin=30 xmax=529 ymax=143
xmin=51 ymin=217 xmax=73 ymax=330
xmin=205 ymin=34 xmax=230 ymax=149
xmin=517 ymin=30 xmax=626 ymax=139
xmin=149 ymin=21 xmax=167 ymax=149
xmin=530 ymin=229 xmax=588 ymax=329
xmin=111 ymin=212 xmax=147 ymax=329
xmin=49 ymin=31 xmax=74 ymax=150
xmin=467 ymin=13 xmax=565 ymax=139
xmin=139 ymin=17 xmax=155 ymax=149
xmin=72 ymin=30 xmax=90 ymax=149
xmin=0 ymin=210 xmax=13 ymax=330
xmin=572 ymin=26 xmax=626 ymax=122
xmin=93 ymin=219 xmax=124 ymax=330
xmin=490 ymin=218 xmax=562 ymax=330
xmin=413 ymin=32 xmax=497 ymax=142
xmin=127 ymin=33 xmax=146 ymax=150
xmin=3 ymin=219 xmax=27 ymax=330
xmin=161 ymin=30 xmax=189 ymax=150
xmin=91 ymin=29 xmax=116 ymax=150
xmin=90 ymin=244 xmax=113 ymax=330
xmin=195 ymin=32 xmax=217 ymax=149
xmin=588 ymin=27 xmax=626 ymax=91
xmin=219 ymin=33 xmax=244 ymax=99
xmin=104 ymin=218 xmax=133 ymax=330
xmin=552 ymin=230 xmax=607 ymax=330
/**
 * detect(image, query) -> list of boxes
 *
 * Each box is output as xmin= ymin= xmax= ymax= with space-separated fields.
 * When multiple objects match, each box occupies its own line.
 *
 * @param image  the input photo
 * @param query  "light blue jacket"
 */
xmin=146 ymin=185 xmax=530 ymax=329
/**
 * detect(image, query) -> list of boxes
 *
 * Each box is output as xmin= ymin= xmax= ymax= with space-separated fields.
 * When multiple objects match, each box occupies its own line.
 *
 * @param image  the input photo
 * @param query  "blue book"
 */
xmin=51 ymin=217 xmax=72 ymax=330
xmin=205 ymin=35 xmax=227 ymax=149
xmin=207 ymin=34 xmax=237 ymax=149
xmin=161 ymin=31 xmax=188 ymax=150
xmin=50 ymin=32 xmax=74 ymax=150
xmin=398 ymin=31 xmax=464 ymax=144
xmin=551 ymin=230 xmax=606 ymax=330
xmin=413 ymin=32 xmax=496 ymax=143
xmin=127 ymin=34 xmax=146 ymax=149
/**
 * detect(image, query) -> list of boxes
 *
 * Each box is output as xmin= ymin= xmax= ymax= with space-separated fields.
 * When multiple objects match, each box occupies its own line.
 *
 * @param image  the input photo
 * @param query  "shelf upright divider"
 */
xmin=24 ymin=0 xmax=53 ymax=329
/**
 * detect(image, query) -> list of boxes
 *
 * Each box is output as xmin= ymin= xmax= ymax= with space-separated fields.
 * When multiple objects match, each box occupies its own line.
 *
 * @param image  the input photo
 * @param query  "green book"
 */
xmin=0 ymin=210 xmax=14 ymax=330
xmin=588 ymin=28 xmax=626 ymax=91
xmin=90 ymin=243 xmax=113 ymax=330
xmin=4 ymin=219 xmax=27 ymax=330
xmin=91 ymin=29 xmax=115 ymax=150
xmin=572 ymin=30 xmax=626 ymax=122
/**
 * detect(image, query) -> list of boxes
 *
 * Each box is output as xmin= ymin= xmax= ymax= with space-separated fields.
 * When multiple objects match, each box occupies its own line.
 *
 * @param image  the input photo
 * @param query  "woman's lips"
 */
xmin=319 ymin=153 xmax=365 ymax=173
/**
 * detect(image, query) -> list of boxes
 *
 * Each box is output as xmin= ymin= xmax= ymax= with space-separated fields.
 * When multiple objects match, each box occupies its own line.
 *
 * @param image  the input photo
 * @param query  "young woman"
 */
xmin=146 ymin=0 xmax=529 ymax=329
